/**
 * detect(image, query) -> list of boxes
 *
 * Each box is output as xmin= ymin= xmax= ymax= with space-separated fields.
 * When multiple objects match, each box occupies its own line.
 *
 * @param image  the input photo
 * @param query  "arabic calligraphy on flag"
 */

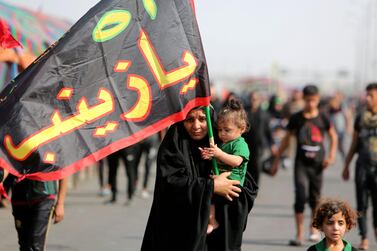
xmin=0 ymin=0 xmax=210 ymax=180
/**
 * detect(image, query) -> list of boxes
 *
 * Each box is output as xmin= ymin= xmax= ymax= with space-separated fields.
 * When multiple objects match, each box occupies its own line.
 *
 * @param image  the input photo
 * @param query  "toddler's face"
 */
xmin=321 ymin=212 xmax=347 ymax=243
xmin=217 ymin=120 xmax=243 ymax=143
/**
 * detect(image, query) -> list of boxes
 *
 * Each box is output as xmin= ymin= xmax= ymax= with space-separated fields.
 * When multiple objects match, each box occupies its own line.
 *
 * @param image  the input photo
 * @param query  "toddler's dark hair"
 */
xmin=217 ymin=99 xmax=249 ymax=132
xmin=312 ymin=198 xmax=357 ymax=231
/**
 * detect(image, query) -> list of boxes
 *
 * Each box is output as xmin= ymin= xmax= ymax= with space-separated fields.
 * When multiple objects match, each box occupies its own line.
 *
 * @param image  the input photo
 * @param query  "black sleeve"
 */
xmin=354 ymin=113 xmax=361 ymax=132
xmin=321 ymin=113 xmax=332 ymax=131
xmin=287 ymin=112 xmax=299 ymax=132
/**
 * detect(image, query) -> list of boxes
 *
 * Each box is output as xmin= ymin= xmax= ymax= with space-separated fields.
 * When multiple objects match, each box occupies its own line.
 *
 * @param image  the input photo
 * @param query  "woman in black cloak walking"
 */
xmin=141 ymin=106 xmax=258 ymax=251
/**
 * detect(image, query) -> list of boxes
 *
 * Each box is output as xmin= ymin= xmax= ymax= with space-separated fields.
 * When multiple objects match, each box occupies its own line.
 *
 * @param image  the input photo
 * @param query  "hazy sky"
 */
xmin=8 ymin=0 xmax=364 ymax=78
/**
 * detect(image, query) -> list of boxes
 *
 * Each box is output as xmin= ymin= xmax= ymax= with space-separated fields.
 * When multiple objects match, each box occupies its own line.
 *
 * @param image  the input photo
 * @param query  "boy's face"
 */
xmin=366 ymin=89 xmax=377 ymax=110
xmin=321 ymin=212 xmax=347 ymax=244
xmin=303 ymin=94 xmax=320 ymax=112
xmin=217 ymin=120 xmax=243 ymax=143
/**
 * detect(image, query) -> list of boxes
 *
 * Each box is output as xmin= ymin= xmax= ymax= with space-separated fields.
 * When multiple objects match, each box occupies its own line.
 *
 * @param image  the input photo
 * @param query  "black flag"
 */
xmin=0 ymin=0 xmax=210 ymax=180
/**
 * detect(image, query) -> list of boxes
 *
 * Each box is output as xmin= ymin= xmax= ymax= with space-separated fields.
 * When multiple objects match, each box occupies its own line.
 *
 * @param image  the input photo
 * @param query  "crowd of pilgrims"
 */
xmin=1 ymin=85 xmax=360 ymax=205
xmin=0 ymin=83 xmax=377 ymax=250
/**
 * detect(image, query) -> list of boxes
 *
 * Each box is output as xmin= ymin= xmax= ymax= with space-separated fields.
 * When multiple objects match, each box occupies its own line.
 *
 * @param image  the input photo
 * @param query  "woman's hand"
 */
xmin=213 ymin=172 xmax=241 ymax=201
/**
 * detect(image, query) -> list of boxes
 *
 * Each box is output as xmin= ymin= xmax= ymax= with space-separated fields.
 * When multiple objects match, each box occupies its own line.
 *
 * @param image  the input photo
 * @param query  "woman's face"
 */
xmin=183 ymin=109 xmax=208 ymax=141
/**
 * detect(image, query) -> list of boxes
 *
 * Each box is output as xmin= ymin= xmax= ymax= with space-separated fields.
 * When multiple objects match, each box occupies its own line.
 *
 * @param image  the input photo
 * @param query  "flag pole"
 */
xmin=204 ymin=106 xmax=219 ymax=175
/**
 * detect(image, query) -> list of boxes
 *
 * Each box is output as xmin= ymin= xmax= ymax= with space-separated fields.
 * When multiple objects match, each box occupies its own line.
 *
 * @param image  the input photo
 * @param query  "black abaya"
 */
xmin=141 ymin=123 xmax=258 ymax=251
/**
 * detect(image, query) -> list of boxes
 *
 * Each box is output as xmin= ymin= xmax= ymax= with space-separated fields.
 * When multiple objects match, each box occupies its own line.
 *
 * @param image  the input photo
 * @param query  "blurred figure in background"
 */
xmin=97 ymin=159 xmax=110 ymax=197
xmin=107 ymin=145 xmax=140 ymax=205
xmin=210 ymin=82 xmax=222 ymax=114
xmin=343 ymin=83 xmax=377 ymax=250
xmin=243 ymin=91 xmax=273 ymax=185
xmin=134 ymin=134 xmax=159 ymax=199
xmin=283 ymin=89 xmax=305 ymax=163
xmin=283 ymin=88 xmax=305 ymax=119
xmin=272 ymin=85 xmax=337 ymax=246
xmin=327 ymin=92 xmax=352 ymax=160
xmin=268 ymin=95 xmax=290 ymax=169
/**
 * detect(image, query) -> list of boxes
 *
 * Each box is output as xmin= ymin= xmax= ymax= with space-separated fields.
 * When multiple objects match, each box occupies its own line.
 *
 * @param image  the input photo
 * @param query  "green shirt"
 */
xmin=307 ymin=238 xmax=355 ymax=251
xmin=218 ymin=137 xmax=249 ymax=186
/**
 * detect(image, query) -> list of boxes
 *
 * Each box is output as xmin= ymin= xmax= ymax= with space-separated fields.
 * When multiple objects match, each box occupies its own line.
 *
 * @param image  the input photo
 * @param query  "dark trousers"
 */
xmin=135 ymin=136 xmax=158 ymax=189
xmin=337 ymin=131 xmax=346 ymax=160
xmin=355 ymin=162 xmax=377 ymax=238
xmin=98 ymin=159 xmax=105 ymax=188
xmin=107 ymin=145 xmax=140 ymax=200
xmin=294 ymin=159 xmax=323 ymax=213
xmin=12 ymin=199 xmax=55 ymax=251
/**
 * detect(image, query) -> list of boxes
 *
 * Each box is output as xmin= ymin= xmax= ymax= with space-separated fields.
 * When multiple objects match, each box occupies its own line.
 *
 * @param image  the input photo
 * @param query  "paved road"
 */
xmin=1 ymin=158 xmax=376 ymax=251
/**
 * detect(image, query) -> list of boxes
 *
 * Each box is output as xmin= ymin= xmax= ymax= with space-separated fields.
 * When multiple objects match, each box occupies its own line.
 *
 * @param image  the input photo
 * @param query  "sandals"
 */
xmin=309 ymin=233 xmax=321 ymax=242
xmin=289 ymin=239 xmax=303 ymax=246
xmin=358 ymin=238 xmax=369 ymax=250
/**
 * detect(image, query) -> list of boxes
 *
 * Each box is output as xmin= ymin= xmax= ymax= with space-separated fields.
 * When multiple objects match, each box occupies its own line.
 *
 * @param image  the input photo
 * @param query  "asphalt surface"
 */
xmin=1 ymin=156 xmax=376 ymax=251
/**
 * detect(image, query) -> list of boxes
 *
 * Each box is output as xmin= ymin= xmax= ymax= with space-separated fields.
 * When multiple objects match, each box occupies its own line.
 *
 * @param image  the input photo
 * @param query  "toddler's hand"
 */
xmin=209 ymin=143 xmax=222 ymax=158
xmin=199 ymin=143 xmax=221 ymax=160
xmin=199 ymin=147 xmax=213 ymax=160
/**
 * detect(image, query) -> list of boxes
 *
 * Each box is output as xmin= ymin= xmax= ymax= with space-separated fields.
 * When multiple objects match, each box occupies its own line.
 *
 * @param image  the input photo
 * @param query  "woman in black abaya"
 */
xmin=141 ymin=107 xmax=258 ymax=251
